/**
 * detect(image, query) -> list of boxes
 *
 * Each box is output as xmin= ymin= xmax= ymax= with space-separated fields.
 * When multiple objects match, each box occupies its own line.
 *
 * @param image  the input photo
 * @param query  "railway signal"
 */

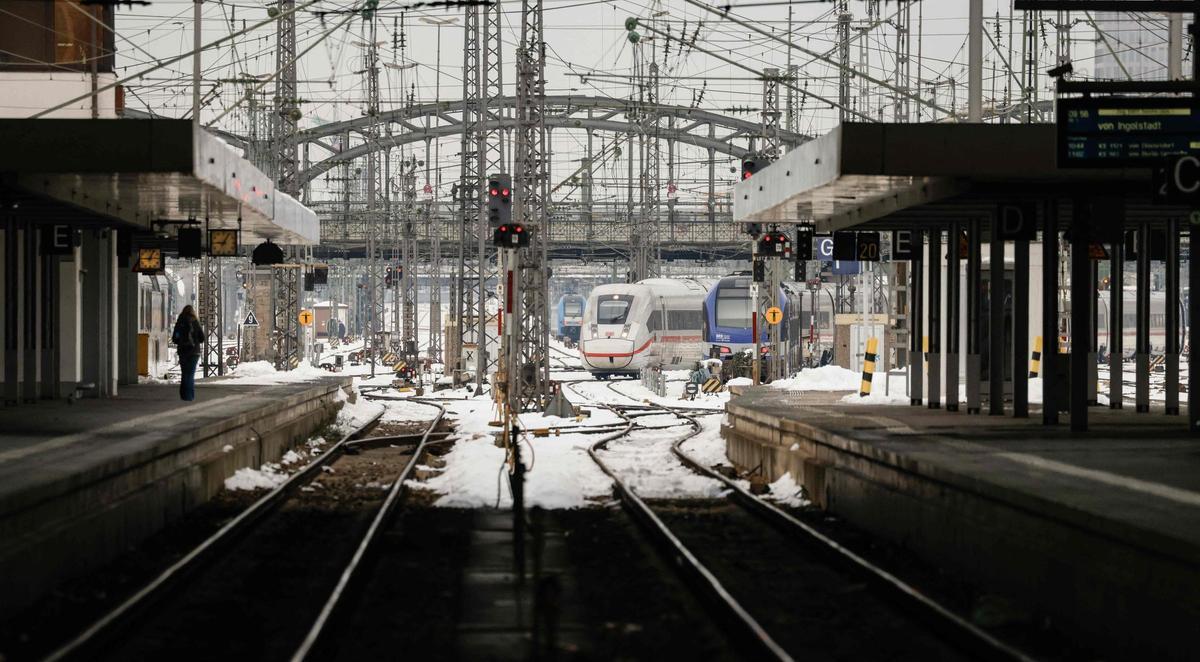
xmin=741 ymin=155 xmax=760 ymax=180
xmin=493 ymin=223 xmax=530 ymax=247
xmin=487 ymin=173 xmax=512 ymax=226
xmin=756 ymin=230 xmax=789 ymax=256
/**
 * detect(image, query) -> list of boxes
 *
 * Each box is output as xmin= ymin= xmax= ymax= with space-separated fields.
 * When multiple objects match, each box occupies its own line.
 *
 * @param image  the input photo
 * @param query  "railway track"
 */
xmin=579 ymin=389 xmax=1036 ymax=662
xmin=44 ymin=397 xmax=447 ymax=662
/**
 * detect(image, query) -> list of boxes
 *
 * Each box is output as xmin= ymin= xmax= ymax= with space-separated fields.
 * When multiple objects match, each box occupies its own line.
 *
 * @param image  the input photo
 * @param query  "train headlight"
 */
xmin=589 ymin=324 xmax=597 ymax=338
xmin=621 ymin=324 xmax=630 ymax=338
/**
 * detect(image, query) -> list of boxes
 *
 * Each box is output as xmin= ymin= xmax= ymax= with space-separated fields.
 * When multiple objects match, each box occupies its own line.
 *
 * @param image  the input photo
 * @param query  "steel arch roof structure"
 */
xmin=292 ymin=95 xmax=809 ymax=188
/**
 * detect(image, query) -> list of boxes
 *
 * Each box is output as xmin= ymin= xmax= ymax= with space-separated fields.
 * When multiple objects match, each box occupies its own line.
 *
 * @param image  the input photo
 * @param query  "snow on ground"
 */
xmin=679 ymin=414 xmax=733 ymax=470
xmin=380 ymin=397 xmax=443 ymax=423
xmin=595 ymin=419 xmax=728 ymax=500
xmin=418 ymin=394 xmax=616 ymax=508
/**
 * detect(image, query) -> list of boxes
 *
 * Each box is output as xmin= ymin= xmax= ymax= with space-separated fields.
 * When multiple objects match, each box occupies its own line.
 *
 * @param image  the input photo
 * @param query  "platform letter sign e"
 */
xmin=44 ymin=225 xmax=76 ymax=256
xmin=892 ymin=230 xmax=916 ymax=261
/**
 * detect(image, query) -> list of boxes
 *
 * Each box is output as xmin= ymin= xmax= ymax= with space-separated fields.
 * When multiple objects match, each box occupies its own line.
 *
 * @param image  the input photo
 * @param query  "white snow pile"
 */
xmin=215 ymin=360 xmax=330 ymax=385
xmin=764 ymin=472 xmax=810 ymax=508
xmin=225 ymin=462 xmax=289 ymax=491
xmin=725 ymin=377 xmax=753 ymax=386
xmin=334 ymin=385 xmax=384 ymax=432
xmin=771 ymin=365 xmax=861 ymax=392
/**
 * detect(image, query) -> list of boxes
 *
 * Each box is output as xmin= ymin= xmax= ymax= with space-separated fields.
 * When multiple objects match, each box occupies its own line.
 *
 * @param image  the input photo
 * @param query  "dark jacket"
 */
xmin=172 ymin=317 xmax=206 ymax=358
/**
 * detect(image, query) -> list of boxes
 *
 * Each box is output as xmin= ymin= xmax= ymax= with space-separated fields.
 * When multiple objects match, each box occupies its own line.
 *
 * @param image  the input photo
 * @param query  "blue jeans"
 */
xmin=180 ymin=354 xmax=200 ymax=401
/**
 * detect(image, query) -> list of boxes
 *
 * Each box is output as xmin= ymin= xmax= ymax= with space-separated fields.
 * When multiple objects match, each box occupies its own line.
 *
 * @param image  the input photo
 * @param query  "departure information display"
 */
xmin=1057 ymin=96 xmax=1200 ymax=168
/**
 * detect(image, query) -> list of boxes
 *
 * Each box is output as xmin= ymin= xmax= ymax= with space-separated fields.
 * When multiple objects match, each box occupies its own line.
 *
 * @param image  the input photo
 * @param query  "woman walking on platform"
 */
xmin=172 ymin=306 xmax=206 ymax=401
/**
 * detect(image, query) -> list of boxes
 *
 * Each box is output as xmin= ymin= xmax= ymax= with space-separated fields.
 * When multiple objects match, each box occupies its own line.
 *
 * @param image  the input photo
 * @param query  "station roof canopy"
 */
xmin=733 ymin=123 xmax=1183 ymax=232
xmin=0 ymin=119 xmax=318 ymax=245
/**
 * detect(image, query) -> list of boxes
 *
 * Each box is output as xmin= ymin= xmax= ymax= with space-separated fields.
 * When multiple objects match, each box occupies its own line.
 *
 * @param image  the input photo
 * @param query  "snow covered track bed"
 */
xmin=46 ymin=396 xmax=448 ymax=662
xmin=580 ymin=388 xmax=1035 ymax=662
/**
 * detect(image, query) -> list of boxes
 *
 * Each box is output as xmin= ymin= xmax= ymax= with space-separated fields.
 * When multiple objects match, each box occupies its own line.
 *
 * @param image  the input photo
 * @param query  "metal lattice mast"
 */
xmin=401 ymin=158 xmax=419 ymax=361
xmin=364 ymin=17 xmax=385 ymax=375
xmin=512 ymin=0 xmax=549 ymax=410
xmin=199 ymin=255 xmax=223 ymax=376
xmin=273 ymin=0 xmax=299 ymax=193
xmin=427 ymin=198 xmax=443 ymax=361
xmin=837 ymin=0 xmax=851 ymax=123
xmin=456 ymin=5 xmax=479 ymax=381
xmin=477 ymin=0 xmax=505 ymax=386
xmin=631 ymin=44 xmax=660 ymax=282
xmin=271 ymin=264 xmax=300 ymax=369
xmin=760 ymin=68 xmax=782 ymax=161
xmin=893 ymin=1 xmax=911 ymax=122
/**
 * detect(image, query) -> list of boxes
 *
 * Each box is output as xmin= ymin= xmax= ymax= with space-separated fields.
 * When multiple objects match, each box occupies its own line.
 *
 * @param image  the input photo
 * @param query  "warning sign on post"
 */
xmin=298 ymin=310 xmax=314 ymax=326
xmin=243 ymin=311 xmax=260 ymax=327
xmin=765 ymin=306 xmax=783 ymax=325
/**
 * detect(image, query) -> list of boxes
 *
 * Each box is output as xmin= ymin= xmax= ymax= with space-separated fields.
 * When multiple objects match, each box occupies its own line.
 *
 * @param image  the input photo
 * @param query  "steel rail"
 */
xmin=670 ymin=435 xmax=1039 ymax=662
xmin=584 ymin=399 xmax=793 ymax=662
xmin=42 ymin=400 xmax=385 ymax=662
xmin=290 ymin=399 xmax=447 ymax=661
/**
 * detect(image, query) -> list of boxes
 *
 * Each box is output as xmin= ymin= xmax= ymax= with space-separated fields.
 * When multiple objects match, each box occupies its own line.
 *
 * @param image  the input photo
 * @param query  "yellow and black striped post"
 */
xmin=860 ymin=337 xmax=879 ymax=397
xmin=1029 ymin=335 xmax=1043 ymax=378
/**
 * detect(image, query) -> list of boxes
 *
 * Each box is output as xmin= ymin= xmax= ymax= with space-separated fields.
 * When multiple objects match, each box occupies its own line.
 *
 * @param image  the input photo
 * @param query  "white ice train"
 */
xmin=578 ymin=278 xmax=709 ymax=378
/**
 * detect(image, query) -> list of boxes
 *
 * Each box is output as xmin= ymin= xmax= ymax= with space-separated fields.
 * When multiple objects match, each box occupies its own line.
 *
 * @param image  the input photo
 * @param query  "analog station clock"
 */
xmin=208 ymin=229 xmax=239 ymax=257
xmin=135 ymin=247 xmax=163 ymax=273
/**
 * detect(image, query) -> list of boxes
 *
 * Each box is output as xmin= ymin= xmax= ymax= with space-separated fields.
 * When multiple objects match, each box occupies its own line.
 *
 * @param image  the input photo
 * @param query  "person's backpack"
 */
xmin=173 ymin=319 xmax=198 ymax=352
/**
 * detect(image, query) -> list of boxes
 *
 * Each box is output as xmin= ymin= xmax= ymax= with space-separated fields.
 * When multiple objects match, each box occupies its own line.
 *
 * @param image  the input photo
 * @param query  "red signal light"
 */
xmin=514 ymin=225 xmax=523 ymax=233
xmin=502 ymin=188 xmax=510 ymax=196
xmin=499 ymin=225 xmax=507 ymax=232
xmin=742 ymin=171 xmax=751 ymax=180
xmin=490 ymin=188 xmax=499 ymax=196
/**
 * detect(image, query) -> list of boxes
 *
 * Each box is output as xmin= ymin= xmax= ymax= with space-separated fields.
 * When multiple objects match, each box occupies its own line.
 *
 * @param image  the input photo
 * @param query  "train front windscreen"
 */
xmin=716 ymin=284 xmax=752 ymax=329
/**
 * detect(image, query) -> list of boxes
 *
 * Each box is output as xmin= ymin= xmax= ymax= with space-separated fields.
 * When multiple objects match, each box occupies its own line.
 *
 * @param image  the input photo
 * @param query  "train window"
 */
xmin=716 ymin=287 xmax=752 ymax=328
xmin=564 ymin=300 xmax=583 ymax=316
xmin=596 ymin=297 xmax=632 ymax=324
xmin=667 ymin=310 xmax=703 ymax=329
xmin=647 ymin=311 xmax=661 ymax=331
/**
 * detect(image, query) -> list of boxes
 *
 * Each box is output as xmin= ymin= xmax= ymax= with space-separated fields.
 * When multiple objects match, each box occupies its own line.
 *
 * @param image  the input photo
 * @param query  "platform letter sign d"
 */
xmin=997 ymin=202 xmax=1037 ymax=240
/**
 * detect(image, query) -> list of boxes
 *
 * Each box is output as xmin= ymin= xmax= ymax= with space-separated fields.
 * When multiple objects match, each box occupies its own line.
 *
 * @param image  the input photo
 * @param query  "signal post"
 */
xmin=757 ymin=228 xmax=790 ymax=382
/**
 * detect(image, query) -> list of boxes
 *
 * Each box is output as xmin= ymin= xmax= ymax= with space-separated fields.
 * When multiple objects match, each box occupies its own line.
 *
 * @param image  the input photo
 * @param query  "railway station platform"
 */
xmin=0 ymin=376 xmax=350 ymax=618
xmin=723 ymin=386 xmax=1200 ymax=661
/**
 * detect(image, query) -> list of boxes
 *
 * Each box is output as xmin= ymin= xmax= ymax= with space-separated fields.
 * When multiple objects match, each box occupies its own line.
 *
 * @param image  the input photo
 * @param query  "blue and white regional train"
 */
xmin=702 ymin=274 xmax=814 ymax=373
xmin=578 ymin=278 xmax=709 ymax=378
xmin=554 ymin=293 xmax=587 ymax=345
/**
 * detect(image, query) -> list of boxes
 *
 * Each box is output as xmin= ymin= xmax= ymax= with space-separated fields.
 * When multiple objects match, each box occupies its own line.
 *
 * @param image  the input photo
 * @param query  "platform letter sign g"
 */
xmin=1155 ymin=155 xmax=1200 ymax=203
xmin=1174 ymin=155 xmax=1200 ymax=194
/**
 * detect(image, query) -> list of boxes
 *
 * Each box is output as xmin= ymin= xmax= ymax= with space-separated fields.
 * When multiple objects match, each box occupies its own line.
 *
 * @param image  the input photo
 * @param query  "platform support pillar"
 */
xmin=1070 ymin=201 xmax=1090 ymax=432
xmin=988 ymin=225 xmax=1004 ymax=416
xmin=1189 ymin=227 xmax=1200 ymax=433
xmin=2 ymin=220 xmax=24 ymax=404
xmin=1136 ymin=221 xmax=1151 ymax=413
xmin=927 ymin=229 xmax=942 ymax=409
xmin=1165 ymin=219 xmax=1180 ymax=415
xmin=966 ymin=218 xmax=982 ymax=414
xmin=910 ymin=228 xmax=924 ymax=406
xmin=1013 ymin=235 xmax=1030 ymax=418
xmin=946 ymin=221 xmax=960 ymax=412
xmin=1042 ymin=203 xmax=1059 ymax=425
xmin=1110 ymin=235 xmax=1124 ymax=408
